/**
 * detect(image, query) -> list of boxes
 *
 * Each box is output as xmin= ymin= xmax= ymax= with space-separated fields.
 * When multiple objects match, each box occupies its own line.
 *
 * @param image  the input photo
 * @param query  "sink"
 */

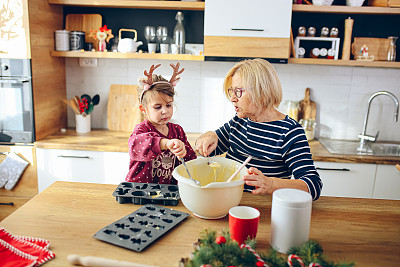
xmin=319 ymin=138 xmax=400 ymax=157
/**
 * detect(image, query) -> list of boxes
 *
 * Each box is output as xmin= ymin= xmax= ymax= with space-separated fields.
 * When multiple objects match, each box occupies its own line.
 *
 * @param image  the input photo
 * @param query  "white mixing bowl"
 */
xmin=172 ymin=157 xmax=247 ymax=219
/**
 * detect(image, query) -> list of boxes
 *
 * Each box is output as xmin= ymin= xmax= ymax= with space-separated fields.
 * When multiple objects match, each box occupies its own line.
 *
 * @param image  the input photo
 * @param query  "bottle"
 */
xmin=387 ymin=36 xmax=398 ymax=61
xmin=173 ymin=11 xmax=185 ymax=54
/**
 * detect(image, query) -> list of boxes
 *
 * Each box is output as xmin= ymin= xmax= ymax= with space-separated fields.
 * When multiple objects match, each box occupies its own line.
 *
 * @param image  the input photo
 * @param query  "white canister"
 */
xmin=75 ymin=114 xmax=91 ymax=134
xmin=270 ymin=188 xmax=312 ymax=254
xmin=55 ymin=30 xmax=70 ymax=51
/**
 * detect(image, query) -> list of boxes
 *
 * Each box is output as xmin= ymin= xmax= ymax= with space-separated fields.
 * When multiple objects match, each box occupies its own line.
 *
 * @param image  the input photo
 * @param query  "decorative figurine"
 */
xmin=89 ymin=25 xmax=114 ymax=52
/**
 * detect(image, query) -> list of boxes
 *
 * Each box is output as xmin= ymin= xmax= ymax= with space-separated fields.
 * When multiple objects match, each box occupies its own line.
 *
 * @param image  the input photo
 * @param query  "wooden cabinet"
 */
xmin=315 ymin=161 xmax=376 ymax=198
xmin=0 ymin=0 xmax=31 ymax=59
xmin=290 ymin=4 xmax=400 ymax=68
xmin=0 ymin=145 xmax=38 ymax=220
xmin=36 ymin=148 xmax=129 ymax=192
xmin=204 ymin=0 xmax=292 ymax=59
xmin=373 ymin=164 xmax=400 ymax=200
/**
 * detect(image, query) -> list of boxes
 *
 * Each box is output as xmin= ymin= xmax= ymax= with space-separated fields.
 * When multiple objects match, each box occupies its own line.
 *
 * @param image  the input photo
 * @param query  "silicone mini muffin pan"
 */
xmin=93 ymin=204 xmax=190 ymax=252
xmin=112 ymin=182 xmax=180 ymax=206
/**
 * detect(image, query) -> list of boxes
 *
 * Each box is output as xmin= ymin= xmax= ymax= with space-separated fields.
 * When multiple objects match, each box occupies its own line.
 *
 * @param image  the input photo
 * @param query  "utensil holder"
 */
xmin=76 ymin=114 xmax=91 ymax=133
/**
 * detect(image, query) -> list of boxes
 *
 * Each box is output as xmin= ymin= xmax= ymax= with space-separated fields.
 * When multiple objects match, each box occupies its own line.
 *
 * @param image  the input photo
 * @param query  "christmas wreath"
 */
xmin=181 ymin=229 xmax=354 ymax=267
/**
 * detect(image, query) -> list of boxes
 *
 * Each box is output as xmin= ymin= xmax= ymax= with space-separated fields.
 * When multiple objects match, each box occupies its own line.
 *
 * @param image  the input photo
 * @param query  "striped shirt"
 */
xmin=212 ymin=115 xmax=322 ymax=200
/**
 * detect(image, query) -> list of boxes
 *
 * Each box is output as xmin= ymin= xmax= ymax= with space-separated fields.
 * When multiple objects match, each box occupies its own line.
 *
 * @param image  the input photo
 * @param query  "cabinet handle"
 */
xmin=316 ymin=167 xmax=350 ymax=171
xmin=0 ymin=202 xmax=14 ymax=206
xmin=231 ymin=28 xmax=264 ymax=32
xmin=57 ymin=155 xmax=91 ymax=159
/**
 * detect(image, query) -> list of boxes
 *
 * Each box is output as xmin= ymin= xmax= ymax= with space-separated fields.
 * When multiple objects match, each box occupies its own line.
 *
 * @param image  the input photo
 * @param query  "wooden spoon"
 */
xmin=396 ymin=164 xmax=400 ymax=172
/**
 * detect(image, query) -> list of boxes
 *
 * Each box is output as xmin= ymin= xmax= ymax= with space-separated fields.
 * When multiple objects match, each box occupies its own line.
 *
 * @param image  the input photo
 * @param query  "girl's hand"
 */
xmin=166 ymin=139 xmax=187 ymax=158
xmin=242 ymin=167 xmax=274 ymax=195
xmin=195 ymin=131 xmax=218 ymax=157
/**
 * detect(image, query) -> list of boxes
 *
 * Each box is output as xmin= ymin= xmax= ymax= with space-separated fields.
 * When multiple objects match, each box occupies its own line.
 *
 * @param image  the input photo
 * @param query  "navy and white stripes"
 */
xmin=213 ymin=115 xmax=322 ymax=200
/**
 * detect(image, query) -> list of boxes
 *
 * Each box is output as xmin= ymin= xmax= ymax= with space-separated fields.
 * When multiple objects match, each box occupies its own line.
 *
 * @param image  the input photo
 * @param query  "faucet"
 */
xmin=358 ymin=91 xmax=399 ymax=148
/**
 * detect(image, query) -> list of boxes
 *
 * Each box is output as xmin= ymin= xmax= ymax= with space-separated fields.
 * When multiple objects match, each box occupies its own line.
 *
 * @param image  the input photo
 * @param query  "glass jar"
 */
xmin=299 ymin=119 xmax=316 ymax=141
xmin=285 ymin=101 xmax=299 ymax=121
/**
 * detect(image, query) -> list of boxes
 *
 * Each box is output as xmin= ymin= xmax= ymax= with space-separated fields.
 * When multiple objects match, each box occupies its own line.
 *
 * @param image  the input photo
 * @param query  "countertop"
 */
xmin=35 ymin=128 xmax=400 ymax=165
xmin=1 ymin=181 xmax=399 ymax=266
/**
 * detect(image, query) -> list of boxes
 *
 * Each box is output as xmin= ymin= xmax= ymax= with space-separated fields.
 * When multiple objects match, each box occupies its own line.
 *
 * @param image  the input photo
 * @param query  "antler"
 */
xmin=143 ymin=64 xmax=161 ymax=85
xmin=169 ymin=63 xmax=185 ymax=85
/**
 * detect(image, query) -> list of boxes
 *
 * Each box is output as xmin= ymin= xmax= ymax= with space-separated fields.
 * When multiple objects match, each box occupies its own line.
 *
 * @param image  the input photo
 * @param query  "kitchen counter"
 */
xmin=35 ymin=129 xmax=399 ymax=165
xmin=1 ymin=181 xmax=399 ymax=266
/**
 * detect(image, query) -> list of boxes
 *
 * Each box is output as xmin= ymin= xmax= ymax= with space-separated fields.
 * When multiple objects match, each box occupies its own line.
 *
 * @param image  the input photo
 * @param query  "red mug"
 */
xmin=229 ymin=206 xmax=260 ymax=245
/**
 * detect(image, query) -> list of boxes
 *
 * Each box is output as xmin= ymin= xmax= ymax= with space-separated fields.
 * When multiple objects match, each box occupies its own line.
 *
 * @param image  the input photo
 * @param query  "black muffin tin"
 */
xmin=113 ymin=182 xmax=180 ymax=206
xmin=93 ymin=204 xmax=190 ymax=252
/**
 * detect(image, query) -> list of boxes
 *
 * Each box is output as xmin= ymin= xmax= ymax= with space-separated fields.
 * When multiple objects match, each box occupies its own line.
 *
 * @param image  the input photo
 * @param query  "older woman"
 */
xmin=195 ymin=58 xmax=322 ymax=200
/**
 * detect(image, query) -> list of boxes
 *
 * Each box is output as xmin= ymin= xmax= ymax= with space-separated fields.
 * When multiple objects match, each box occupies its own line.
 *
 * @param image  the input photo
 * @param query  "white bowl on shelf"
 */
xmin=346 ymin=0 xmax=365 ymax=6
xmin=312 ymin=0 xmax=334 ymax=5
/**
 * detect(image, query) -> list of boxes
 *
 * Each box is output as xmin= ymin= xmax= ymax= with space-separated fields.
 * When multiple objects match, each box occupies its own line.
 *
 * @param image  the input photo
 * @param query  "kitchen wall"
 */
xmin=65 ymin=58 xmax=400 ymax=142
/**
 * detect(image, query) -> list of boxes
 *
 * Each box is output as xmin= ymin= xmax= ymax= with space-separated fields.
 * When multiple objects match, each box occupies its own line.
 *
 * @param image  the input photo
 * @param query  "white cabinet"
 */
xmin=373 ymin=164 xmax=400 ymax=200
xmin=204 ymin=0 xmax=292 ymax=59
xmin=315 ymin=161 xmax=376 ymax=198
xmin=36 ymin=148 xmax=129 ymax=193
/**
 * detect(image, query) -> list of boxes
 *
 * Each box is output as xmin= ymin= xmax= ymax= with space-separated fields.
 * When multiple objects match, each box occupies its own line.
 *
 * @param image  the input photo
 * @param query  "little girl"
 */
xmin=125 ymin=63 xmax=197 ymax=184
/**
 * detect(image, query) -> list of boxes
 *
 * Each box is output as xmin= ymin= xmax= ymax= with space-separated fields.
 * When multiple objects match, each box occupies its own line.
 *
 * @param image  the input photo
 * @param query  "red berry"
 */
xmin=215 ymin=236 xmax=226 ymax=245
xmin=256 ymin=262 xmax=264 ymax=267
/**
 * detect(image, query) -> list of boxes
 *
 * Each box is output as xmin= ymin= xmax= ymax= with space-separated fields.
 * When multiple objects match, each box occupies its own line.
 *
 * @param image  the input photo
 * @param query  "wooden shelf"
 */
xmin=288 ymin=58 xmax=400 ymax=68
xmin=292 ymin=4 xmax=400 ymax=15
xmin=51 ymin=51 xmax=205 ymax=61
xmin=48 ymin=0 xmax=205 ymax=10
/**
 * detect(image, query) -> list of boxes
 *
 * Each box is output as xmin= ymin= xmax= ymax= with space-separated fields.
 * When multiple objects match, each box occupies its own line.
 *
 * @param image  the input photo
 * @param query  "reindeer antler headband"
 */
xmin=138 ymin=63 xmax=185 ymax=102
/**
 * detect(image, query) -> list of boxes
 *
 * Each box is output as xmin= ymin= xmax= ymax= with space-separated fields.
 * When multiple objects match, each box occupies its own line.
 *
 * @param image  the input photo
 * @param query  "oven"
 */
xmin=0 ymin=58 xmax=35 ymax=144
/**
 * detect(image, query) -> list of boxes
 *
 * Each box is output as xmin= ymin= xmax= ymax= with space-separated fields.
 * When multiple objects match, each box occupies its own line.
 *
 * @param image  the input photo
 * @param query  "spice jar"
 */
xmin=310 ymin=48 xmax=320 ymax=58
xmin=330 ymin=27 xmax=339 ymax=38
xmin=320 ymin=27 xmax=329 ymax=37
xmin=307 ymin=27 xmax=316 ymax=37
xmin=297 ymin=47 xmax=305 ymax=58
xmin=319 ymin=48 xmax=328 ymax=58
xmin=270 ymin=188 xmax=312 ymax=254
xmin=327 ymin=48 xmax=335 ymax=59
xmin=298 ymin=26 xmax=306 ymax=37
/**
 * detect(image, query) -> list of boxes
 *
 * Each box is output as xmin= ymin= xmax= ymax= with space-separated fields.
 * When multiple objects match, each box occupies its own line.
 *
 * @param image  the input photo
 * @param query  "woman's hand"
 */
xmin=163 ymin=139 xmax=187 ymax=158
xmin=195 ymin=131 xmax=218 ymax=157
xmin=243 ymin=167 xmax=274 ymax=195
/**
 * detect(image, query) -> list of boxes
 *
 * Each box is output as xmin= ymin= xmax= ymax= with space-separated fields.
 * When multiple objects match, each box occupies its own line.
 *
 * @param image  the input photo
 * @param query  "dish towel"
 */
xmin=0 ymin=228 xmax=55 ymax=267
xmin=0 ymin=152 xmax=29 ymax=190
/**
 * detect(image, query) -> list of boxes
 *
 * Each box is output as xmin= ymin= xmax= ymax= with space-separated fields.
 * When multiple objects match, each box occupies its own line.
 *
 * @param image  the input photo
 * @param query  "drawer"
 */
xmin=373 ymin=164 xmax=400 ymax=200
xmin=315 ymin=161 xmax=376 ymax=198
xmin=0 ymin=196 xmax=30 ymax=221
xmin=36 ymin=148 xmax=129 ymax=192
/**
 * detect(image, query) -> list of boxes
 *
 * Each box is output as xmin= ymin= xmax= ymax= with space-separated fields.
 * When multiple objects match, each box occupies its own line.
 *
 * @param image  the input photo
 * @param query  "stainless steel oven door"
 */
xmin=0 ymin=76 xmax=35 ymax=143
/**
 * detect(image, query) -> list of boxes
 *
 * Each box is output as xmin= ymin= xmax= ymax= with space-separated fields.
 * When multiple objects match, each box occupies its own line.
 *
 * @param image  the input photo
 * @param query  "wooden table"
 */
xmin=1 ymin=182 xmax=399 ymax=266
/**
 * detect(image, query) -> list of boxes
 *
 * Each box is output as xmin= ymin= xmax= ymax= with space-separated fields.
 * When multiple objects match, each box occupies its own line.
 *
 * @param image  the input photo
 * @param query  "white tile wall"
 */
xmin=66 ymin=58 xmax=400 ymax=142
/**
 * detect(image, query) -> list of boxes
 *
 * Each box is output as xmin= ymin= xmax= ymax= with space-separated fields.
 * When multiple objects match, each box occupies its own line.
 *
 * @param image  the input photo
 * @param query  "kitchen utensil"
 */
xmin=117 ymin=29 xmax=143 ymax=53
xmin=396 ymin=164 xmax=400 ymax=171
xmin=172 ymin=157 xmax=247 ymax=219
xmin=226 ymin=156 xmax=252 ymax=183
xmin=68 ymin=254 xmax=158 ymax=267
xmin=107 ymin=84 xmax=143 ymax=132
xmin=65 ymin=14 xmax=102 ymax=50
xmin=298 ymin=88 xmax=316 ymax=121
xmin=93 ymin=204 xmax=190 ymax=252
xmin=342 ymin=17 xmax=354 ymax=60
xmin=113 ymin=182 xmax=181 ymax=206
xmin=180 ymin=158 xmax=200 ymax=185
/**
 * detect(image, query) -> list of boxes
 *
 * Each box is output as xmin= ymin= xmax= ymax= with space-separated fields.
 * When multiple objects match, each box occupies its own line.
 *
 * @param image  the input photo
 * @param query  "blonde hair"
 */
xmin=223 ymin=58 xmax=282 ymax=109
xmin=139 ymin=74 xmax=175 ymax=106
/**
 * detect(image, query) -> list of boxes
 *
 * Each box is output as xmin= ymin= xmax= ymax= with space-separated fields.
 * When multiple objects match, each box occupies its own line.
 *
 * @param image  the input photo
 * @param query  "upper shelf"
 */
xmin=48 ymin=0 xmax=205 ymax=10
xmin=51 ymin=51 xmax=205 ymax=61
xmin=292 ymin=4 xmax=400 ymax=15
xmin=288 ymin=58 xmax=400 ymax=68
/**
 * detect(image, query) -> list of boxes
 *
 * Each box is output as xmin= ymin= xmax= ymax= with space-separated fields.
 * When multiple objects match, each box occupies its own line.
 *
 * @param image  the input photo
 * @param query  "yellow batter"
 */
xmin=186 ymin=162 xmax=240 ymax=186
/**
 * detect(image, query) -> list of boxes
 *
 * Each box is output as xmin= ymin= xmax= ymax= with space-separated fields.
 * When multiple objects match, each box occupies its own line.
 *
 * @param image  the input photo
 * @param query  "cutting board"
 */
xmin=298 ymin=88 xmax=316 ymax=121
xmin=65 ymin=14 xmax=102 ymax=49
xmin=107 ymin=85 xmax=143 ymax=132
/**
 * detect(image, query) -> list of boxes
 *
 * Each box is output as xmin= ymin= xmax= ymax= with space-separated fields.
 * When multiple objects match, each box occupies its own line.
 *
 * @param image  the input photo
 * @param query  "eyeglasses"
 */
xmin=227 ymin=87 xmax=247 ymax=98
